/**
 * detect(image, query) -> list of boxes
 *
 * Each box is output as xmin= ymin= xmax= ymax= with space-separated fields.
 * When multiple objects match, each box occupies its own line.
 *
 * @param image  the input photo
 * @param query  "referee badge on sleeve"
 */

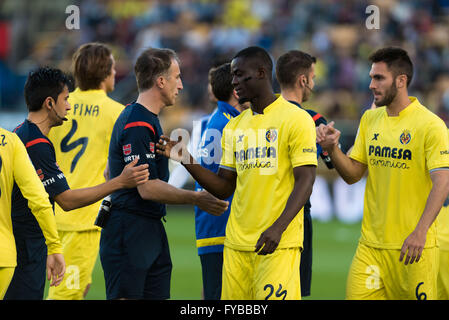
xmin=123 ymin=144 xmax=132 ymax=155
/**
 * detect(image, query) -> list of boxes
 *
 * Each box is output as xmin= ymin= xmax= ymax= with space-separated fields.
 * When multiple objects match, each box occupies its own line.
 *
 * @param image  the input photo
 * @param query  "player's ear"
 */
xmin=257 ymin=67 xmax=266 ymax=80
xmin=43 ymin=97 xmax=54 ymax=111
xmin=156 ymin=76 xmax=165 ymax=89
xmin=298 ymin=74 xmax=306 ymax=88
xmin=396 ymin=74 xmax=407 ymax=89
xmin=232 ymin=89 xmax=239 ymax=101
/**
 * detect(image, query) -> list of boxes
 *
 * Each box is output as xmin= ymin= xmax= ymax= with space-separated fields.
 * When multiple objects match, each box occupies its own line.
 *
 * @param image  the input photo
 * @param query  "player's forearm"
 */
xmin=56 ymin=178 xmax=122 ymax=211
xmin=182 ymin=155 xmax=234 ymax=199
xmin=272 ymin=167 xmax=316 ymax=232
xmin=327 ymin=145 xmax=365 ymax=184
xmin=415 ymin=170 xmax=449 ymax=234
xmin=137 ymin=178 xmax=197 ymax=205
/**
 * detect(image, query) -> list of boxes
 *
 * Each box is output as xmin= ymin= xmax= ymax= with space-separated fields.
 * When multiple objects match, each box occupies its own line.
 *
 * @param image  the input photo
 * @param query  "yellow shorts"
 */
xmin=47 ymin=229 xmax=101 ymax=300
xmin=438 ymin=249 xmax=449 ymax=300
xmin=346 ymin=242 xmax=438 ymax=300
xmin=221 ymin=246 xmax=301 ymax=300
xmin=0 ymin=267 xmax=14 ymax=300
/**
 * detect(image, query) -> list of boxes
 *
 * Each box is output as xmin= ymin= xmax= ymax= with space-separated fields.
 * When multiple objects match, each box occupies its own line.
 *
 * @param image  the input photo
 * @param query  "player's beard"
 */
xmin=374 ymin=82 xmax=398 ymax=107
xmin=303 ymin=87 xmax=311 ymax=103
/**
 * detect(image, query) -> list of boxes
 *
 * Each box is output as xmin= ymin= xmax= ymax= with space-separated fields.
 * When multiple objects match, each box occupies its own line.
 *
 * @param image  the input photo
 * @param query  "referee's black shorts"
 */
xmin=300 ymin=210 xmax=313 ymax=297
xmin=4 ymin=233 xmax=47 ymax=300
xmin=100 ymin=209 xmax=172 ymax=300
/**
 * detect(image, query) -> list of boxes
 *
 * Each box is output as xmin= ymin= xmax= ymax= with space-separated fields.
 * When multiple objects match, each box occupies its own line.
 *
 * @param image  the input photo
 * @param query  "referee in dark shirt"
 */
xmin=100 ymin=48 xmax=229 ymax=300
xmin=276 ymin=50 xmax=334 ymax=297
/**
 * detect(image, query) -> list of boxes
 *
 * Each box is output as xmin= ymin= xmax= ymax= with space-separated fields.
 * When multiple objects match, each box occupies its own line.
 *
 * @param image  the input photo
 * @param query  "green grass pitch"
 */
xmin=44 ymin=207 xmax=361 ymax=300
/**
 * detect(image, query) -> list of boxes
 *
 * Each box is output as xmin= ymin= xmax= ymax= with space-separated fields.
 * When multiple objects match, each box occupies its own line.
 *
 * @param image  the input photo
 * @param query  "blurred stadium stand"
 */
xmin=1 ymin=0 xmax=449 ymax=221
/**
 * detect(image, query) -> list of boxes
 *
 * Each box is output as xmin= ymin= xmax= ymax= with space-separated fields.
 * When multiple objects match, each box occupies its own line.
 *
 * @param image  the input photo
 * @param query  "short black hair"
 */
xmin=24 ymin=67 xmax=72 ymax=112
xmin=209 ymin=63 xmax=233 ymax=102
xmin=233 ymin=46 xmax=273 ymax=79
xmin=369 ymin=47 xmax=413 ymax=87
xmin=276 ymin=50 xmax=316 ymax=88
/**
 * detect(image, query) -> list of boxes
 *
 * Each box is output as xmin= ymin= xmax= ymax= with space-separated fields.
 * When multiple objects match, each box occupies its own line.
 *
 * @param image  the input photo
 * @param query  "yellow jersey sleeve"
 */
xmin=435 ymin=130 xmax=449 ymax=249
xmin=0 ymin=128 xmax=16 ymax=266
xmin=12 ymin=133 xmax=62 ymax=255
xmin=288 ymin=109 xmax=318 ymax=168
xmin=424 ymin=118 xmax=449 ymax=171
xmin=220 ymin=120 xmax=236 ymax=171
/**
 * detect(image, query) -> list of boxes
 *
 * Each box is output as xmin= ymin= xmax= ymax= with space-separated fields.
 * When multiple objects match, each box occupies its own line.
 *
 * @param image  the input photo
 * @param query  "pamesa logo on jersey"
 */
xmin=399 ymin=129 xmax=411 ymax=145
xmin=225 ymin=127 xmax=279 ymax=174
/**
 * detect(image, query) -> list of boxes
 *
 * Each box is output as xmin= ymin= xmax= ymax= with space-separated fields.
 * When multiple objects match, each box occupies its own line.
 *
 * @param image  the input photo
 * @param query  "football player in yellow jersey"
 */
xmin=0 ymin=127 xmax=65 ymax=299
xmin=5 ymin=67 xmax=148 ymax=300
xmin=317 ymin=47 xmax=449 ymax=300
xmin=157 ymin=46 xmax=317 ymax=300
xmin=47 ymin=43 xmax=126 ymax=300
xmin=437 ymin=129 xmax=449 ymax=300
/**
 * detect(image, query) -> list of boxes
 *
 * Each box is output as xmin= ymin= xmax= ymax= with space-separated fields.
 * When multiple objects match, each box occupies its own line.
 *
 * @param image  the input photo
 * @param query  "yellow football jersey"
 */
xmin=436 ymin=130 xmax=449 ymax=251
xmin=220 ymin=95 xmax=317 ymax=251
xmin=0 ymin=128 xmax=61 ymax=266
xmin=350 ymin=97 xmax=449 ymax=249
xmin=48 ymin=88 xmax=124 ymax=231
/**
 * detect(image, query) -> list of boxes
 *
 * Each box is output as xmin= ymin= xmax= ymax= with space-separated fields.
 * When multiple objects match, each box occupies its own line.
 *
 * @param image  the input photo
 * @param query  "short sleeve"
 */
xmin=26 ymin=142 xmax=70 ymax=198
xmin=288 ymin=111 xmax=318 ymax=168
xmin=219 ymin=121 xmax=236 ymax=171
xmin=121 ymin=123 xmax=158 ymax=179
xmin=425 ymin=121 xmax=449 ymax=171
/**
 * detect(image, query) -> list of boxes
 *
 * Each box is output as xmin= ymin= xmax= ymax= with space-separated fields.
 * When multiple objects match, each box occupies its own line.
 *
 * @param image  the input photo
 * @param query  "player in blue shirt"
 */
xmin=276 ymin=50 xmax=334 ymax=297
xmin=101 ymin=48 xmax=229 ymax=300
xmin=195 ymin=63 xmax=248 ymax=299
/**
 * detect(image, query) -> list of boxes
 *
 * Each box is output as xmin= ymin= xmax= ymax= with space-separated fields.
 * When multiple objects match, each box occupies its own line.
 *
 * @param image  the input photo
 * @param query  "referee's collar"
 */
xmin=274 ymin=93 xmax=303 ymax=109
xmin=287 ymin=100 xmax=303 ymax=109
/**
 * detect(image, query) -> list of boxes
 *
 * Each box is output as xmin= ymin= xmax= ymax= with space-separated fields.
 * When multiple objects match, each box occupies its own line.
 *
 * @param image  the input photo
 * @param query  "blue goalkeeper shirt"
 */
xmin=194 ymin=101 xmax=240 ymax=255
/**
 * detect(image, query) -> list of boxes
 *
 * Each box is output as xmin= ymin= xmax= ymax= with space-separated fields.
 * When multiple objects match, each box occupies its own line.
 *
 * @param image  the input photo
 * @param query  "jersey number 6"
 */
xmin=60 ymin=119 xmax=88 ymax=173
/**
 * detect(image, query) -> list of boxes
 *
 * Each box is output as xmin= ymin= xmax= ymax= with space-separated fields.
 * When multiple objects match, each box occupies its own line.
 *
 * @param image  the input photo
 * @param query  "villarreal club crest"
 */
xmin=265 ymin=128 xmax=278 ymax=143
xmin=399 ymin=129 xmax=411 ymax=145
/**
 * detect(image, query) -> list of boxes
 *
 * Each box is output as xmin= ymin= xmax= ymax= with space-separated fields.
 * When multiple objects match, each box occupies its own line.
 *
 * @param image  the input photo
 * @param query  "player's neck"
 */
xmin=226 ymin=96 xmax=242 ymax=113
xmin=386 ymin=92 xmax=410 ymax=117
xmin=98 ymin=83 xmax=107 ymax=93
xmin=98 ymin=82 xmax=111 ymax=94
xmin=136 ymin=89 xmax=164 ymax=115
xmin=281 ymin=89 xmax=303 ymax=105
xmin=27 ymin=111 xmax=52 ymax=136
xmin=250 ymin=91 xmax=277 ymax=114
